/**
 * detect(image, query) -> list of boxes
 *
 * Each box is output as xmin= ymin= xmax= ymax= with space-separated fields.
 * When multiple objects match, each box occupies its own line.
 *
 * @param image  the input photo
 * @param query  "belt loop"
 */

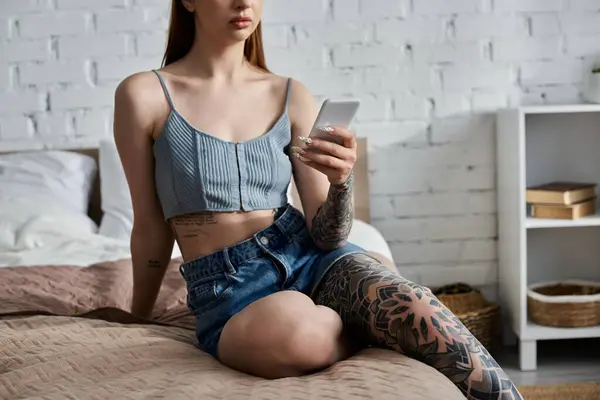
xmin=274 ymin=208 xmax=294 ymax=243
xmin=274 ymin=219 xmax=293 ymax=243
xmin=222 ymin=247 xmax=237 ymax=275
xmin=287 ymin=207 xmax=307 ymax=241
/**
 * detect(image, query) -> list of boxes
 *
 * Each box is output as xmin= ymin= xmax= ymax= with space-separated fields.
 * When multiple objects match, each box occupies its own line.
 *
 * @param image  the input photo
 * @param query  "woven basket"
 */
xmin=527 ymin=280 xmax=600 ymax=327
xmin=433 ymin=283 xmax=500 ymax=349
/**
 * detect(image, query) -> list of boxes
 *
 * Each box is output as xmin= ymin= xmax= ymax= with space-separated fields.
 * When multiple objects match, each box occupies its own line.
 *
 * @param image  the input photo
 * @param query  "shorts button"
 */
xmin=260 ymin=236 xmax=269 ymax=245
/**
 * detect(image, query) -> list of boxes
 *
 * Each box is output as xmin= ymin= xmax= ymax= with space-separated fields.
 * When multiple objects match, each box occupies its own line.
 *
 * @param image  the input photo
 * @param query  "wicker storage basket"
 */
xmin=432 ymin=283 xmax=500 ymax=349
xmin=527 ymin=280 xmax=600 ymax=327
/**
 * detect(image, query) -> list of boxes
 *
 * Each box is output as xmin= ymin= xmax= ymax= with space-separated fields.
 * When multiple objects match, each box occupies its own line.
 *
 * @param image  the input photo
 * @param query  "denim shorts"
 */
xmin=178 ymin=203 xmax=365 ymax=359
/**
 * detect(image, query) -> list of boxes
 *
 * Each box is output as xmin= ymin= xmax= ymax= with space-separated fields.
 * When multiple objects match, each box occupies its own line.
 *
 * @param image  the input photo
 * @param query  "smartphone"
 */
xmin=308 ymin=99 xmax=360 ymax=145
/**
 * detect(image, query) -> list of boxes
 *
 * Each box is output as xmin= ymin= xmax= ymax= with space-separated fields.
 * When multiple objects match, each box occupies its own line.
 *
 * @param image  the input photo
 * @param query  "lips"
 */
xmin=231 ymin=16 xmax=252 ymax=23
xmin=230 ymin=16 xmax=252 ymax=28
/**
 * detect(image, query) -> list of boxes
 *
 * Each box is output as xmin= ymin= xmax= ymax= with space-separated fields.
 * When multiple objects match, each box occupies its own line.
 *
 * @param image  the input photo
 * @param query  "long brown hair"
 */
xmin=162 ymin=0 xmax=269 ymax=71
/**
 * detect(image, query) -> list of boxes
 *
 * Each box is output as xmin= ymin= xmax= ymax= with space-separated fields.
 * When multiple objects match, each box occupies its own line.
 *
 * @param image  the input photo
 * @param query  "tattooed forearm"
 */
xmin=310 ymin=172 xmax=354 ymax=250
xmin=315 ymin=253 xmax=523 ymax=400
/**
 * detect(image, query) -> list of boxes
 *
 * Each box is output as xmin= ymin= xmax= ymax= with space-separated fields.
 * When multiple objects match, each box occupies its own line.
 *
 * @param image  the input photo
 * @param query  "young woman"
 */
xmin=113 ymin=0 xmax=523 ymax=398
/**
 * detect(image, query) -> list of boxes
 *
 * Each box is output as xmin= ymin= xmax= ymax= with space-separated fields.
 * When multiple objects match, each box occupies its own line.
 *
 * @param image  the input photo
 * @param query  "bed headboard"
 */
xmin=1 ymin=137 xmax=370 ymax=225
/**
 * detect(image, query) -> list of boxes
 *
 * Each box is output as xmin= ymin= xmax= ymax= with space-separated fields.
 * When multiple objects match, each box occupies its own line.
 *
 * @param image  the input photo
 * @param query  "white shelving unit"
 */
xmin=496 ymin=104 xmax=600 ymax=371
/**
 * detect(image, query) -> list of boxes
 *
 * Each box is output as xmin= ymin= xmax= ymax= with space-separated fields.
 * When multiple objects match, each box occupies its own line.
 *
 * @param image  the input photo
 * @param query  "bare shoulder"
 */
xmin=114 ymin=70 xmax=169 ymax=137
xmin=115 ymin=71 xmax=164 ymax=111
xmin=286 ymin=77 xmax=315 ymax=108
xmin=284 ymin=77 xmax=318 ymax=128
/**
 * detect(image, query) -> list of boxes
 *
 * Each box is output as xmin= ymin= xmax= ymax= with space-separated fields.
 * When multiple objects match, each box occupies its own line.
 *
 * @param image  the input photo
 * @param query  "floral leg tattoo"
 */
xmin=315 ymin=253 xmax=523 ymax=400
xmin=310 ymin=172 xmax=354 ymax=251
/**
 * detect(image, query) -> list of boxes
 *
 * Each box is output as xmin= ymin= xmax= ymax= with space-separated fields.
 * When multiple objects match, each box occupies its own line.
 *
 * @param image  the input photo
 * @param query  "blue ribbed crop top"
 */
xmin=151 ymin=70 xmax=293 ymax=220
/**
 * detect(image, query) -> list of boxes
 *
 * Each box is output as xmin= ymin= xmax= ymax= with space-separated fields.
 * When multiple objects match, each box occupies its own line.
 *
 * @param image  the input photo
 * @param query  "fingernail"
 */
xmin=298 ymin=136 xmax=313 ymax=144
xmin=318 ymin=126 xmax=334 ymax=133
xmin=290 ymin=145 xmax=305 ymax=155
xmin=295 ymin=153 xmax=310 ymax=162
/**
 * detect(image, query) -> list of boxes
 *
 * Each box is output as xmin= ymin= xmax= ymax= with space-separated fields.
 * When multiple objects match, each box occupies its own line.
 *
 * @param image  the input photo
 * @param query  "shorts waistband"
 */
xmin=179 ymin=203 xmax=306 ymax=281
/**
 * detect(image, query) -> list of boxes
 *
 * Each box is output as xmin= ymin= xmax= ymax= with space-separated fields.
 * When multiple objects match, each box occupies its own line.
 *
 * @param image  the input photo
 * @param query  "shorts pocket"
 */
xmin=186 ymin=272 xmax=233 ymax=315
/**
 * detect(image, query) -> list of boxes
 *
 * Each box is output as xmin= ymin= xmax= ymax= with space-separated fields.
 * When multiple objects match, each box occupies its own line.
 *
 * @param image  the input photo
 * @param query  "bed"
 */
xmin=0 ymin=141 xmax=466 ymax=400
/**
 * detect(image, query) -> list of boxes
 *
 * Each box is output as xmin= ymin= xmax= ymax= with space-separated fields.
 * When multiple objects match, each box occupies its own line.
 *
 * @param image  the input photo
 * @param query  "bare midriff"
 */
xmin=169 ymin=209 xmax=281 ymax=262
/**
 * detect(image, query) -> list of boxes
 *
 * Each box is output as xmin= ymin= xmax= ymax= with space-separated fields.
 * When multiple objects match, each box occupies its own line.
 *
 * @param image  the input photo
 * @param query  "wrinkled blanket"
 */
xmin=0 ymin=258 xmax=466 ymax=400
xmin=0 ymin=257 xmax=194 ymax=329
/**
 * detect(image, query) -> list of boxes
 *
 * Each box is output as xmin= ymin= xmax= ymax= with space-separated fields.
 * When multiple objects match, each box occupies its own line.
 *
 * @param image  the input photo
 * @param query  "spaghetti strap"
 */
xmin=152 ymin=69 xmax=175 ymax=110
xmin=284 ymin=77 xmax=292 ymax=112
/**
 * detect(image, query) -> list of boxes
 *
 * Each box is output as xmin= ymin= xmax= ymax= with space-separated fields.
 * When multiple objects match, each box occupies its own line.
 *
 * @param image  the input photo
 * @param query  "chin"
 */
xmin=226 ymin=29 xmax=254 ymax=43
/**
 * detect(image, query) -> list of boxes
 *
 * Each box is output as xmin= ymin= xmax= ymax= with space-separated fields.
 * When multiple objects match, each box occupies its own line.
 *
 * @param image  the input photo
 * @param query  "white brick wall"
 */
xmin=1 ymin=0 xmax=600 ymax=290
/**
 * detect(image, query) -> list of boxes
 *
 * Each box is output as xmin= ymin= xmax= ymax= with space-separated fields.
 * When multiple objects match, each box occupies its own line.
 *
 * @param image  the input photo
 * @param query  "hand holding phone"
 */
xmin=308 ymin=99 xmax=360 ymax=145
xmin=292 ymin=98 xmax=360 ymax=185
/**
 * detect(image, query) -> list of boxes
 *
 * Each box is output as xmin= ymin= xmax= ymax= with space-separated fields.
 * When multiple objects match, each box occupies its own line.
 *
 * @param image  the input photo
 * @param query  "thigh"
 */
xmin=314 ymin=253 xmax=522 ymax=399
xmin=218 ymin=290 xmax=351 ymax=379
xmin=314 ymin=252 xmax=450 ymax=348
xmin=313 ymin=252 xmax=410 ymax=345
xmin=367 ymin=251 xmax=397 ymax=273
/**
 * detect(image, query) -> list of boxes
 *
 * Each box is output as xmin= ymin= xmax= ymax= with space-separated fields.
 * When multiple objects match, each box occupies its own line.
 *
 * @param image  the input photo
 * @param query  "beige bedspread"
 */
xmin=0 ymin=259 xmax=466 ymax=400
xmin=0 ymin=258 xmax=194 ymax=329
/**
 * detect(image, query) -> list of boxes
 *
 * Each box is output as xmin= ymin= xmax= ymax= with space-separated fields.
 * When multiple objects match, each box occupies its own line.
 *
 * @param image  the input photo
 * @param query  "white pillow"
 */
xmin=287 ymin=182 xmax=295 ymax=207
xmin=347 ymin=219 xmax=394 ymax=262
xmin=0 ymin=195 xmax=98 ymax=252
xmin=0 ymin=150 xmax=97 ymax=216
xmin=98 ymin=139 xmax=181 ymax=258
xmin=98 ymin=139 xmax=134 ymax=240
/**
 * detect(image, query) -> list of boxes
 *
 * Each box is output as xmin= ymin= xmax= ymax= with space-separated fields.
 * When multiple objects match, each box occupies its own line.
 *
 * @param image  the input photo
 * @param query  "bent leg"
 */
xmin=218 ymin=290 xmax=355 ymax=379
xmin=314 ymin=253 xmax=523 ymax=400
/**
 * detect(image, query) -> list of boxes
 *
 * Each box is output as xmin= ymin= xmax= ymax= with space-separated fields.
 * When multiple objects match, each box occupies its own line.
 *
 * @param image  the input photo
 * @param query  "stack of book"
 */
xmin=526 ymin=181 xmax=597 ymax=219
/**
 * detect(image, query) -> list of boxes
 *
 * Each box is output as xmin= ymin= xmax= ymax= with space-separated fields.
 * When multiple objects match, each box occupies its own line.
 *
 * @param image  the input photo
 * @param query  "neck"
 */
xmin=184 ymin=29 xmax=248 ymax=81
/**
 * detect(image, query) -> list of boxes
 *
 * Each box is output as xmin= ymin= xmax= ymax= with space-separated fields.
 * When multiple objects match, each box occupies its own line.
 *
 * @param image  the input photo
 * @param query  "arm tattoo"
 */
xmin=310 ymin=172 xmax=355 ymax=250
xmin=147 ymin=259 xmax=162 ymax=269
xmin=315 ymin=253 xmax=523 ymax=400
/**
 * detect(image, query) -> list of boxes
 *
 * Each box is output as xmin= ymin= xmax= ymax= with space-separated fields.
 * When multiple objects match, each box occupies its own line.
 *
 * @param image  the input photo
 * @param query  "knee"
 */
xmin=281 ymin=316 xmax=339 ymax=371
xmin=222 ymin=291 xmax=342 ymax=378
xmin=273 ymin=293 xmax=342 ymax=371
